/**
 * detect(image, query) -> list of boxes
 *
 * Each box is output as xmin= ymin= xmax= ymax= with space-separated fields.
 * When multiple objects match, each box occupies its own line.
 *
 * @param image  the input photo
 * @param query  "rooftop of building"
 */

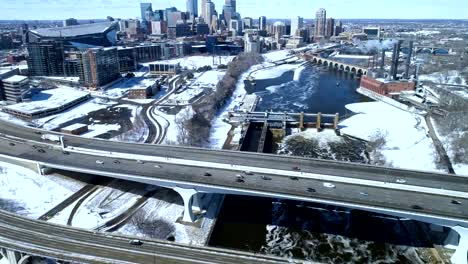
xmin=4 ymin=88 xmax=89 ymax=115
xmin=61 ymin=123 xmax=88 ymax=131
xmin=3 ymin=75 xmax=28 ymax=83
xmin=29 ymin=22 xmax=117 ymax=38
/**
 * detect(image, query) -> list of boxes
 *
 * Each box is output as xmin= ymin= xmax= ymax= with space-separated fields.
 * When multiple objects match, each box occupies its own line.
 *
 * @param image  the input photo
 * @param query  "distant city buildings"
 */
xmin=259 ymin=16 xmax=267 ymax=31
xmin=326 ymin=18 xmax=335 ymax=38
xmin=291 ymin=16 xmax=304 ymax=37
xmin=186 ymin=0 xmax=198 ymax=17
xmin=315 ymin=8 xmax=327 ymax=39
xmin=63 ymin=18 xmax=78 ymax=27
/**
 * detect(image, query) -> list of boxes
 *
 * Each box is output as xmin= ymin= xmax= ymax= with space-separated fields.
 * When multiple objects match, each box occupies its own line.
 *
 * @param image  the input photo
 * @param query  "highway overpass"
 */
xmin=0 ymin=119 xmax=468 ymax=263
xmin=0 ymin=209 xmax=298 ymax=264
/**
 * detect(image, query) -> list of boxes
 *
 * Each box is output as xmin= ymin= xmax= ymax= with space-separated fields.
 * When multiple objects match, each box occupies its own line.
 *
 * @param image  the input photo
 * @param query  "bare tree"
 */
xmin=367 ymin=130 xmax=390 ymax=166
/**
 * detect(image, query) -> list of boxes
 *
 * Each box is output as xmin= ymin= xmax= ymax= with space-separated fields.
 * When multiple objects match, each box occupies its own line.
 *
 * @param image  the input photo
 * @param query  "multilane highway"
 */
xmin=0 ymin=209 xmax=296 ymax=264
xmin=1 ymin=119 xmax=468 ymax=227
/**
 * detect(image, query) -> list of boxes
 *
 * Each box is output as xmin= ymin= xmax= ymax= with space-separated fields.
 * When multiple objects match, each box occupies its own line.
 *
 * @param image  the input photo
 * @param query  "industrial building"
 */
xmin=61 ymin=123 xmax=89 ymax=135
xmin=78 ymin=48 xmax=120 ymax=89
xmin=1 ymin=75 xmax=29 ymax=103
xmin=360 ymin=76 xmax=415 ymax=96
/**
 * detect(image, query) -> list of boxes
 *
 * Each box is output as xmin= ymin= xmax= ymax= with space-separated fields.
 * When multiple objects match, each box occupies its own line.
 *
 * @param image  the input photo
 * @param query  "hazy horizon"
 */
xmin=1 ymin=0 xmax=467 ymax=20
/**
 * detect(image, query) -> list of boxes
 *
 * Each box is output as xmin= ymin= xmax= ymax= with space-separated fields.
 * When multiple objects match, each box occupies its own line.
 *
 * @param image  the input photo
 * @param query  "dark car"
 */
xmin=204 ymin=172 xmax=212 ymax=177
xmin=307 ymin=188 xmax=316 ymax=193
xmin=62 ymin=151 xmax=70 ymax=155
xmin=292 ymin=166 xmax=301 ymax=171
xmin=261 ymin=176 xmax=272 ymax=181
xmin=451 ymin=200 xmax=462 ymax=205
xmin=411 ymin=205 xmax=423 ymax=210
xmin=9 ymin=142 xmax=15 ymax=146
xmin=37 ymin=149 xmax=46 ymax=153
xmin=129 ymin=239 xmax=143 ymax=246
xmin=290 ymin=177 xmax=299 ymax=181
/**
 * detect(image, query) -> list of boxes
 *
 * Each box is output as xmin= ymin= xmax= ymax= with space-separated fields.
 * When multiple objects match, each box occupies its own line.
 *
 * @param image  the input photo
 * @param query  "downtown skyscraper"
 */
xmin=291 ymin=16 xmax=303 ymax=36
xmin=186 ymin=0 xmax=198 ymax=17
xmin=315 ymin=8 xmax=326 ymax=38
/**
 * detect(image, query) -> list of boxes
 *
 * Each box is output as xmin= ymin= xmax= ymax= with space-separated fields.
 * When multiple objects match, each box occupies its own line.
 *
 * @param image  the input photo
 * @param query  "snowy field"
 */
xmin=340 ymin=102 xmax=440 ymax=172
xmin=0 ymin=161 xmax=73 ymax=219
xmin=142 ymin=55 xmax=235 ymax=70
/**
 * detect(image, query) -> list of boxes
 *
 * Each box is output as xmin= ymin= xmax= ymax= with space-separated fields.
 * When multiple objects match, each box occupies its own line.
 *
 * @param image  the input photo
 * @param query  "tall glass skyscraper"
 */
xmin=186 ymin=0 xmax=198 ymax=17
xmin=315 ymin=8 xmax=326 ymax=38
xmin=140 ymin=3 xmax=153 ymax=22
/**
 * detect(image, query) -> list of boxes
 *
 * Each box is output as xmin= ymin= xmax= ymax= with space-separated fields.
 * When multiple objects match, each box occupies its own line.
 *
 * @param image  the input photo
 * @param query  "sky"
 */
xmin=1 ymin=0 xmax=467 ymax=20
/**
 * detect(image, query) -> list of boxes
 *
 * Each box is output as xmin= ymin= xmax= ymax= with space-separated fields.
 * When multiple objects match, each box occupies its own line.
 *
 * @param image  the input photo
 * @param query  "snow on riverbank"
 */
xmin=142 ymin=56 xmax=235 ymax=70
xmin=252 ymin=64 xmax=298 ymax=80
xmin=419 ymin=70 xmax=466 ymax=85
xmin=340 ymin=102 xmax=440 ymax=172
xmin=0 ymin=161 xmax=73 ymax=219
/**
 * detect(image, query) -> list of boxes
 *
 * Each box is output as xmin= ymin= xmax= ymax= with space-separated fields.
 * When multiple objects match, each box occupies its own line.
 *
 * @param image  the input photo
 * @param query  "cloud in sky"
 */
xmin=1 ymin=0 xmax=467 ymax=20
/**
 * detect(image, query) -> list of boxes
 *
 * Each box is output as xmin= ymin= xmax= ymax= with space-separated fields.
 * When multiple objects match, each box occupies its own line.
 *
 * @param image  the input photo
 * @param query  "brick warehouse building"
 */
xmin=360 ymin=75 xmax=415 ymax=96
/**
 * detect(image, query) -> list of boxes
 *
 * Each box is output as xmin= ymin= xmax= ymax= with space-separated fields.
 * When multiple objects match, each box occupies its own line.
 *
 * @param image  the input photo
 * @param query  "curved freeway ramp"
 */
xmin=0 ymin=210 xmax=300 ymax=264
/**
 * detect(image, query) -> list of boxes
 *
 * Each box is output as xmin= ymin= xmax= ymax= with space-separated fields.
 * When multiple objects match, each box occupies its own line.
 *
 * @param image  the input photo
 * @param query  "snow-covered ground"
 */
xmin=142 ymin=55 xmax=235 ymax=70
xmin=431 ymin=118 xmax=468 ymax=176
xmin=252 ymin=64 xmax=298 ymax=80
xmin=38 ymin=98 xmax=116 ymax=130
xmin=340 ymin=102 xmax=441 ymax=172
xmin=419 ymin=70 xmax=466 ymax=86
xmin=82 ymin=123 xmax=121 ymax=138
xmin=0 ymin=161 xmax=73 ymax=219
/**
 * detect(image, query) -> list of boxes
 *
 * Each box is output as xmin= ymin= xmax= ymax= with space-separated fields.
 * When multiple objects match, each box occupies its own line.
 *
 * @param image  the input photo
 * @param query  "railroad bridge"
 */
xmin=301 ymin=53 xmax=369 ymax=76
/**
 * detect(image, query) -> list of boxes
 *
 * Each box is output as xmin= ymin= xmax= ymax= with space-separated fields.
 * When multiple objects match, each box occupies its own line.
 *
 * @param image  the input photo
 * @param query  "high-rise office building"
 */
xmin=259 ymin=16 xmax=267 ymax=31
xmin=140 ymin=3 xmax=153 ymax=22
xmin=201 ymin=0 xmax=207 ymax=21
xmin=334 ymin=21 xmax=343 ymax=36
xmin=27 ymin=42 xmax=64 ymax=76
xmin=291 ymin=16 xmax=303 ymax=36
xmin=78 ymin=48 xmax=120 ymax=90
xmin=63 ymin=18 xmax=78 ymax=27
xmin=243 ymin=17 xmax=253 ymax=29
xmin=203 ymin=1 xmax=215 ymax=31
xmin=222 ymin=0 xmax=236 ymax=26
xmin=315 ymin=8 xmax=326 ymax=38
xmin=186 ymin=0 xmax=198 ymax=17
xmin=272 ymin=21 xmax=286 ymax=41
xmin=325 ymin=18 xmax=335 ymax=38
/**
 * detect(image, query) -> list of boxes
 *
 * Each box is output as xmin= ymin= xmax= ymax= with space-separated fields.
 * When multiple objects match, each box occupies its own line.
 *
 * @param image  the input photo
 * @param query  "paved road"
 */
xmin=0 ymin=209 xmax=297 ymax=264
xmin=1 ymin=134 xmax=468 ymax=226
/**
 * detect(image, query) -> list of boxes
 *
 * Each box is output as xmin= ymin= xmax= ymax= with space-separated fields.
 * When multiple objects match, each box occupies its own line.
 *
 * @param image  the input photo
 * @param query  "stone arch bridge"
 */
xmin=301 ymin=53 xmax=369 ymax=76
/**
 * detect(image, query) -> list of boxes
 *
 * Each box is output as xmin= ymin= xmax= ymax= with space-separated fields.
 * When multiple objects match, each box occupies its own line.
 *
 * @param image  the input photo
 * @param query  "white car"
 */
xmin=323 ymin=182 xmax=336 ymax=189
xmin=154 ymin=165 xmax=162 ymax=169
xmin=96 ymin=160 xmax=104 ymax=165
xmin=396 ymin=179 xmax=407 ymax=184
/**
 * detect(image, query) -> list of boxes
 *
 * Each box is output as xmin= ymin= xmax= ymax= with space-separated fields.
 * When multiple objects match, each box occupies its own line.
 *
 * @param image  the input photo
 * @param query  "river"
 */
xmin=208 ymin=64 xmax=449 ymax=263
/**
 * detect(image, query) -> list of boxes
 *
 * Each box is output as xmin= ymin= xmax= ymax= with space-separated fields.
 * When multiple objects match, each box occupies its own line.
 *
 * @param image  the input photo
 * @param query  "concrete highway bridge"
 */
xmin=301 ymin=53 xmax=369 ymax=76
xmin=0 ymin=119 xmax=467 ymax=263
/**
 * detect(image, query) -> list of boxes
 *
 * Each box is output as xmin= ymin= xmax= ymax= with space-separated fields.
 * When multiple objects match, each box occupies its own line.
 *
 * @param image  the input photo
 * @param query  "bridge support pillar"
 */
xmin=450 ymin=226 xmax=468 ymax=264
xmin=333 ymin=113 xmax=340 ymax=130
xmin=299 ymin=112 xmax=304 ymax=131
xmin=316 ymin=112 xmax=322 ymax=131
xmin=173 ymin=187 xmax=200 ymax=223
xmin=36 ymin=163 xmax=51 ymax=176
xmin=0 ymin=249 xmax=31 ymax=264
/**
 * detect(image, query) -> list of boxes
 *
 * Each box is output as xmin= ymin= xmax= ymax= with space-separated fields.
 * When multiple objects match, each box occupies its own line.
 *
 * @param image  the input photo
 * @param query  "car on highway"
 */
xmin=9 ymin=142 xmax=15 ymax=146
xmin=204 ymin=172 xmax=212 ymax=177
xmin=136 ymin=160 xmax=145 ymax=164
xmin=113 ymin=160 xmax=121 ymax=164
xmin=411 ymin=205 xmax=423 ymax=210
xmin=359 ymin=192 xmax=369 ymax=196
xmin=37 ymin=149 xmax=46 ymax=153
xmin=290 ymin=176 xmax=299 ymax=181
xmin=96 ymin=160 xmax=104 ymax=165
xmin=242 ymin=171 xmax=254 ymax=175
xmin=451 ymin=200 xmax=462 ymax=205
xmin=323 ymin=183 xmax=336 ymax=189
xmin=396 ymin=179 xmax=407 ymax=184
xmin=34 ymin=131 xmax=42 ymax=135
xmin=129 ymin=239 xmax=143 ymax=246
xmin=292 ymin=166 xmax=301 ymax=171
xmin=307 ymin=187 xmax=316 ymax=193
xmin=261 ymin=176 xmax=272 ymax=181
xmin=62 ymin=151 xmax=70 ymax=155
xmin=154 ymin=165 xmax=162 ymax=169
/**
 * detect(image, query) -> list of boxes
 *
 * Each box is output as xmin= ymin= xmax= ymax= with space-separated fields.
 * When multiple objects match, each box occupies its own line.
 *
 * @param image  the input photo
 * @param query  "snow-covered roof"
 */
xmin=30 ymin=22 xmax=117 ymax=38
xmin=4 ymin=88 xmax=89 ymax=115
xmin=3 ymin=75 xmax=28 ymax=83
xmin=61 ymin=123 xmax=88 ymax=131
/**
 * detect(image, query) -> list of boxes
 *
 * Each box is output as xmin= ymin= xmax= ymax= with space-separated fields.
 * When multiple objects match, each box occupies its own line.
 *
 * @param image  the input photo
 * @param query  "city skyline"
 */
xmin=1 ymin=0 xmax=467 ymax=20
